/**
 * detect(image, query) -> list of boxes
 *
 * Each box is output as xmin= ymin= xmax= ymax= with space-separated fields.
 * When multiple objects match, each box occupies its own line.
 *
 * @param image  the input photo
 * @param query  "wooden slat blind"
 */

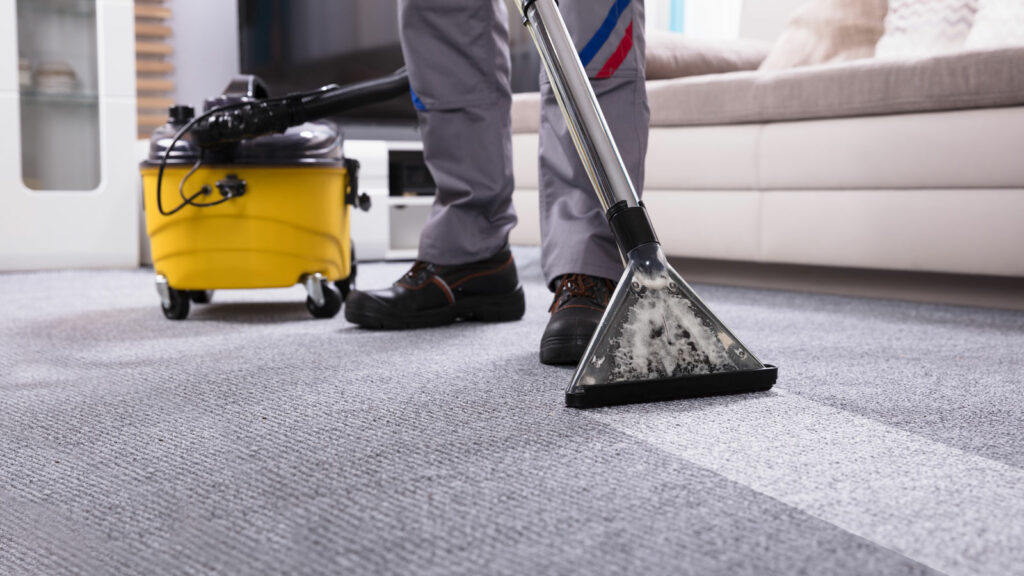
xmin=136 ymin=41 xmax=174 ymax=56
xmin=135 ymin=23 xmax=172 ymax=37
xmin=135 ymin=4 xmax=172 ymax=20
xmin=136 ymin=60 xmax=174 ymax=75
xmin=135 ymin=0 xmax=174 ymax=137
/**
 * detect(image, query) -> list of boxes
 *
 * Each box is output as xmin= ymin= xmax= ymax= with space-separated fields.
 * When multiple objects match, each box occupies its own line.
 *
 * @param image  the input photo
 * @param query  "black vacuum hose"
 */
xmin=191 ymin=68 xmax=410 ymax=149
xmin=300 ymin=68 xmax=411 ymax=119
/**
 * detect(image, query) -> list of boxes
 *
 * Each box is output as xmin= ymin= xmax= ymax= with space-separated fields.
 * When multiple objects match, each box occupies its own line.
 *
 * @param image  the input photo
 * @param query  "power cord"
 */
xmin=154 ymin=86 xmax=332 ymax=217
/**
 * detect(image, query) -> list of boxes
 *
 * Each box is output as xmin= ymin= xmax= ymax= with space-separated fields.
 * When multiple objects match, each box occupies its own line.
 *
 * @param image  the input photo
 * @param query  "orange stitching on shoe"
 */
xmin=431 ymin=276 xmax=455 ymax=305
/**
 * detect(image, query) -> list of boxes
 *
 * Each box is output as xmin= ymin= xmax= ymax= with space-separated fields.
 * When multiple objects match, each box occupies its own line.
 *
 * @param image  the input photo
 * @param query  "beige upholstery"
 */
xmin=757 ymin=107 xmax=1024 ymax=190
xmin=511 ymin=93 xmax=541 ymax=135
xmin=646 ymin=31 xmax=771 ymax=80
xmin=645 ymin=125 xmax=760 ymax=191
xmin=509 ymin=45 xmax=1024 ymax=278
xmin=514 ymin=185 xmax=1024 ymax=277
xmin=511 ymin=35 xmax=771 ymax=134
xmin=514 ymin=126 xmax=762 ymax=191
xmin=517 ymin=107 xmax=1024 ymax=192
xmin=514 ymin=47 xmax=1024 ymax=131
xmin=511 ymin=105 xmax=1024 ymax=277
xmin=648 ymin=46 xmax=1024 ymax=127
xmin=760 ymin=189 xmax=1024 ymax=276
xmin=759 ymin=0 xmax=888 ymax=70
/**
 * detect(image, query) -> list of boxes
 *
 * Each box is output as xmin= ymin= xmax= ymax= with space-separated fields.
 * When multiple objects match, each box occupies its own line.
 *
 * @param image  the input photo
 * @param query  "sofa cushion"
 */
xmin=964 ymin=0 xmax=1024 ymax=50
xmin=646 ymin=31 xmax=771 ymax=80
xmin=760 ymin=0 xmax=888 ymax=71
xmin=875 ymin=0 xmax=979 ymax=57
xmin=512 ymin=47 xmax=1024 ymax=132
xmin=511 ymin=35 xmax=771 ymax=134
xmin=647 ymin=46 xmax=1024 ymax=127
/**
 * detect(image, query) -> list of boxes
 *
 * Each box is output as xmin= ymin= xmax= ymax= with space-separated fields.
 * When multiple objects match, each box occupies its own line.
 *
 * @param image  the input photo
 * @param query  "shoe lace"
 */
xmin=405 ymin=260 xmax=441 ymax=281
xmin=550 ymin=274 xmax=612 ymax=312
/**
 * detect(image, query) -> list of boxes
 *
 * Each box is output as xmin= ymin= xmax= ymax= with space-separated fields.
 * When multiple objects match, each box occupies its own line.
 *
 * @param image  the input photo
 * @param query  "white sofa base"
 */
xmin=510 ymin=106 xmax=1024 ymax=279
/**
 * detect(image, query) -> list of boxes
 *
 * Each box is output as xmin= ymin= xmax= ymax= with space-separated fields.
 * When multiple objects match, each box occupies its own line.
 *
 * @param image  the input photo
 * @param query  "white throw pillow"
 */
xmin=875 ymin=0 xmax=979 ymax=57
xmin=964 ymin=0 xmax=1024 ymax=49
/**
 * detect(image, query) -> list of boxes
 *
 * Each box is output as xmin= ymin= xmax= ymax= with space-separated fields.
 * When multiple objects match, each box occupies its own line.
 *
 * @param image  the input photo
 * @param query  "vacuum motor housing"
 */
xmin=140 ymin=76 xmax=358 ymax=292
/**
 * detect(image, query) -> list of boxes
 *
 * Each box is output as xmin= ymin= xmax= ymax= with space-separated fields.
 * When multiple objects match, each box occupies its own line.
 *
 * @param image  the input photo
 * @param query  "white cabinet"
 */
xmin=346 ymin=139 xmax=434 ymax=261
xmin=0 ymin=0 xmax=138 ymax=271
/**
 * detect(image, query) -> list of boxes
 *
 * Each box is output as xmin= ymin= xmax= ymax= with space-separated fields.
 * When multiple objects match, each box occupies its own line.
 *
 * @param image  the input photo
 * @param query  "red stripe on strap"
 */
xmin=595 ymin=22 xmax=634 ymax=79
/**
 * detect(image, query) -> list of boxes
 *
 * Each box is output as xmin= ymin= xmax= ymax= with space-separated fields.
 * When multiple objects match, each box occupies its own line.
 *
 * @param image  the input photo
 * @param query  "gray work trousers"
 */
xmin=399 ymin=0 xmax=649 ymax=286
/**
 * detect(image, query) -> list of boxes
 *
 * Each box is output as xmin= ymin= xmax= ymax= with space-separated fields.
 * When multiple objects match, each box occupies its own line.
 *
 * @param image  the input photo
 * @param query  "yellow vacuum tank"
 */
xmin=140 ymin=97 xmax=362 ymax=321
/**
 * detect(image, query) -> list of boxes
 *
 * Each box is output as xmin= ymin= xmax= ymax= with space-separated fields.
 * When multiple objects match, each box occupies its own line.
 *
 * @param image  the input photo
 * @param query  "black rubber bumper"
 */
xmin=565 ymin=365 xmax=778 ymax=408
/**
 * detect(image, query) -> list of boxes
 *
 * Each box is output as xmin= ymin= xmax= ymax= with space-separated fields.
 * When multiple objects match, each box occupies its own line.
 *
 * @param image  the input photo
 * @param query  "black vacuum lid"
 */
xmin=144 ymin=75 xmax=344 ymax=166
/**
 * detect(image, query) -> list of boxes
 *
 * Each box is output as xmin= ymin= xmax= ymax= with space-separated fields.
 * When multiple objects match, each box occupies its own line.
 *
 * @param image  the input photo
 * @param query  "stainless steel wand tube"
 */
xmin=512 ymin=0 xmax=641 ymax=213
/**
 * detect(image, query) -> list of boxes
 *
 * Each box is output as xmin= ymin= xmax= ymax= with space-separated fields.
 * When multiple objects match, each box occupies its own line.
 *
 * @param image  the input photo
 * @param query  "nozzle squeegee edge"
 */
xmin=565 ymin=365 xmax=778 ymax=408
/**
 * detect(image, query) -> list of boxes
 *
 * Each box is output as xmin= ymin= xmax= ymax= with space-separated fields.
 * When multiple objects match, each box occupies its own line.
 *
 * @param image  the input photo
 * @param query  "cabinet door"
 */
xmin=0 ymin=0 xmax=138 ymax=271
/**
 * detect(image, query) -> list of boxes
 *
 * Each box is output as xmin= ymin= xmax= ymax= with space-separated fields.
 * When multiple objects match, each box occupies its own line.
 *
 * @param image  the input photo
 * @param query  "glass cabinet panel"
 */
xmin=17 ymin=0 xmax=101 ymax=191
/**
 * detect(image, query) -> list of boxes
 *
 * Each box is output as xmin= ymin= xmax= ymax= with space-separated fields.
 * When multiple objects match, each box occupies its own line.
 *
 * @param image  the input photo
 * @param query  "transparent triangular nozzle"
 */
xmin=567 ymin=243 xmax=777 ymax=408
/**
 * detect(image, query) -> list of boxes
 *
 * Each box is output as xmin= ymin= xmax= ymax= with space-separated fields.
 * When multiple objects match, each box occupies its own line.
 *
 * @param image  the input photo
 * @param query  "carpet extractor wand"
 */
xmin=513 ymin=0 xmax=777 ymax=407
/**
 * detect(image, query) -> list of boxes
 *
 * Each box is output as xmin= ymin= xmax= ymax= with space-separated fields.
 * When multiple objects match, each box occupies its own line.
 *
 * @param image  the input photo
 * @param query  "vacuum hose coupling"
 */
xmin=191 ymin=97 xmax=305 ymax=149
xmin=607 ymin=201 xmax=659 ymax=256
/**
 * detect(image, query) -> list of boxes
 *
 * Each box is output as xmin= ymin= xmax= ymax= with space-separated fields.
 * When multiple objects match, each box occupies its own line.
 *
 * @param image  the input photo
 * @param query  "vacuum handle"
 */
xmin=513 ymin=0 xmax=641 ymax=213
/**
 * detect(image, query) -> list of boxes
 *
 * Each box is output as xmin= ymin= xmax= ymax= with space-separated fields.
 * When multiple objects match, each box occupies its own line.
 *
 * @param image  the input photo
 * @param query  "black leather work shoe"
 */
xmin=344 ymin=247 xmax=525 ymax=330
xmin=540 ymin=273 xmax=617 ymax=366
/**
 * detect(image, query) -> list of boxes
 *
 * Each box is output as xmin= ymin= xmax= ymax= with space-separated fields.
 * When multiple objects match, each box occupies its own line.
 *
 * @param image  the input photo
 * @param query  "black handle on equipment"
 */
xmin=344 ymin=158 xmax=372 ymax=212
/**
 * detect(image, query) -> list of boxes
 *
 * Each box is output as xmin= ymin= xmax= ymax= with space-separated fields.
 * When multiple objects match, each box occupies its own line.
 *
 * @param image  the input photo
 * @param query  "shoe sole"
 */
xmin=539 ymin=334 xmax=592 ymax=366
xmin=345 ymin=286 xmax=526 ymax=330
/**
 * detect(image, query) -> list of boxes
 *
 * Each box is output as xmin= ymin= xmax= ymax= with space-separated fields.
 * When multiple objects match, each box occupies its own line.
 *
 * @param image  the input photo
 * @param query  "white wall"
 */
xmin=169 ymin=0 xmax=240 ymax=109
xmin=647 ymin=0 xmax=806 ymax=42
xmin=685 ymin=0 xmax=744 ymax=39
xmin=646 ymin=0 xmax=673 ymax=35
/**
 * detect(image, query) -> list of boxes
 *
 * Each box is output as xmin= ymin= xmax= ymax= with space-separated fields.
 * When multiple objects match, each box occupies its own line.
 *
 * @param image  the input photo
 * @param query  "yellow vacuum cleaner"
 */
xmin=141 ymin=74 xmax=406 ymax=320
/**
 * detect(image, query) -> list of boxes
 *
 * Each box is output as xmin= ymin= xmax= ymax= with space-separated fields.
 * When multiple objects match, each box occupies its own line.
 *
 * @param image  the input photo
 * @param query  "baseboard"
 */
xmin=668 ymin=257 xmax=1024 ymax=311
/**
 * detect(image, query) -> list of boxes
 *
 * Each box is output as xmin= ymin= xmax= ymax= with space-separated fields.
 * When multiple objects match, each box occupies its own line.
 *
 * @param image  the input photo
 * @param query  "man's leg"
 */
xmin=538 ymin=0 xmax=650 ymax=363
xmin=345 ymin=0 xmax=525 ymax=330
xmin=402 ymin=0 xmax=516 ymax=265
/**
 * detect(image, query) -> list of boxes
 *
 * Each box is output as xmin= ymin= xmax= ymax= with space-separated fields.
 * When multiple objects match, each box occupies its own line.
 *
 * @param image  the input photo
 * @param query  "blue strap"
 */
xmin=410 ymin=87 xmax=427 ymax=112
xmin=578 ymin=0 xmax=632 ymax=67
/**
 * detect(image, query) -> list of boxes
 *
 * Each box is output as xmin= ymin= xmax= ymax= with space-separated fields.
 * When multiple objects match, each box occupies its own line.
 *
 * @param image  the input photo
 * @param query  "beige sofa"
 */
xmin=508 ymin=45 xmax=1024 ymax=279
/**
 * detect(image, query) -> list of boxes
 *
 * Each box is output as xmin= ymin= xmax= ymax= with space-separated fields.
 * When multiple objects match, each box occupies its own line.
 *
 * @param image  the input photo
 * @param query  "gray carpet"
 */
xmin=2 ymin=247 xmax=1022 ymax=576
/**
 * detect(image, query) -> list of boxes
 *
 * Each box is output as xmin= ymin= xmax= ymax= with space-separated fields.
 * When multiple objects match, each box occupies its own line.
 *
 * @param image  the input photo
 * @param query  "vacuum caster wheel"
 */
xmin=189 ymin=290 xmax=214 ymax=304
xmin=162 ymin=287 xmax=191 ymax=320
xmin=303 ymin=273 xmax=342 ymax=319
xmin=307 ymin=285 xmax=342 ymax=319
xmin=156 ymin=274 xmax=189 ymax=320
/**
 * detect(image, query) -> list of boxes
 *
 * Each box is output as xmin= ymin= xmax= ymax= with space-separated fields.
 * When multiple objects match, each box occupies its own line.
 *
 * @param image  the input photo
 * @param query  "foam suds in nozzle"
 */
xmin=572 ymin=243 xmax=764 ymax=390
xmin=608 ymin=270 xmax=737 ymax=382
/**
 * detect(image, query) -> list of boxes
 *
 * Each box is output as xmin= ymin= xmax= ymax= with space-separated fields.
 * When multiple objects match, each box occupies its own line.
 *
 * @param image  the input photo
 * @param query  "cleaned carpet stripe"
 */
xmin=590 ymin=389 xmax=1024 ymax=576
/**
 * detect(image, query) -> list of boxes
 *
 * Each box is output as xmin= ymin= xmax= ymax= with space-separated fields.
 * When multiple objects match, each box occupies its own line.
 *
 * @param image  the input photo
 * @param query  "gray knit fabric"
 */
xmin=2 ymin=247 xmax=1022 ymax=576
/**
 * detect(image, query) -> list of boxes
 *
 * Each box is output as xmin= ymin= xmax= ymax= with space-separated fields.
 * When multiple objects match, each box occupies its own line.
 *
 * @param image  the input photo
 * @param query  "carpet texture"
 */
xmin=1 ymin=247 xmax=1022 ymax=575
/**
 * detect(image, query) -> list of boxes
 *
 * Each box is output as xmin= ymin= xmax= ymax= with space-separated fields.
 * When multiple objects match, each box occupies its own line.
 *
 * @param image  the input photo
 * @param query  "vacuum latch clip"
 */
xmin=216 ymin=174 xmax=247 ymax=199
